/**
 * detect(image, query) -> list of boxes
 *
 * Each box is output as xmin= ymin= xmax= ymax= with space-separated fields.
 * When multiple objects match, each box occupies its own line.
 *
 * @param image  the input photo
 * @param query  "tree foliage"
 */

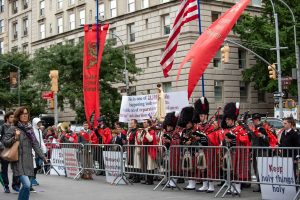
xmin=233 ymin=0 xmax=300 ymax=94
xmin=31 ymin=41 xmax=139 ymax=123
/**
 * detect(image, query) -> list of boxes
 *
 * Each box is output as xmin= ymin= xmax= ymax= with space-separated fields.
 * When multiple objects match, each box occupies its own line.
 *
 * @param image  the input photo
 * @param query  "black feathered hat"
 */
xmin=221 ymin=102 xmax=240 ymax=128
xmin=163 ymin=112 xmax=179 ymax=129
xmin=177 ymin=107 xmax=195 ymax=128
xmin=193 ymin=97 xmax=209 ymax=123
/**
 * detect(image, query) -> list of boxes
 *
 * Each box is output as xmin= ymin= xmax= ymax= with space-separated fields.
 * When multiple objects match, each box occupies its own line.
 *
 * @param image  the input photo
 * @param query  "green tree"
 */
xmin=31 ymin=41 xmax=139 ymax=124
xmin=233 ymin=0 xmax=300 ymax=94
xmin=0 ymin=52 xmax=46 ymax=116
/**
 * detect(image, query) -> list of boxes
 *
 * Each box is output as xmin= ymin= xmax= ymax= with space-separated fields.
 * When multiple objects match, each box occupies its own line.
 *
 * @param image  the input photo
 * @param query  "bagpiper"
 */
xmin=221 ymin=102 xmax=251 ymax=195
xmin=163 ymin=111 xmax=180 ymax=188
xmin=178 ymin=107 xmax=198 ymax=190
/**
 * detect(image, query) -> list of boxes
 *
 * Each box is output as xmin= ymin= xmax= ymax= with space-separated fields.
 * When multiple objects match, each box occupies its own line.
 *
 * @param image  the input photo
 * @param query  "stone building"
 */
xmin=0 ymin=0 xmax=273 ymax=121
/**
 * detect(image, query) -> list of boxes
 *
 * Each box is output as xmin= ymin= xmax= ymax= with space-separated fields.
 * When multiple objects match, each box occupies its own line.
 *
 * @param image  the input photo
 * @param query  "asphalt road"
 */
xmin=0 ymin=174 xmax=261 ymax=200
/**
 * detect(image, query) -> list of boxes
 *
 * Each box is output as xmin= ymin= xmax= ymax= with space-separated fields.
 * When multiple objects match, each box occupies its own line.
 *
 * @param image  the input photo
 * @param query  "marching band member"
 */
xmin=139 ymin=119 xmax=157 ymax=185
xmin=178 ymin=107 xmax=197 ymax=190
xmin=222 ymin=102 xmax=251 ymax=195
xmin=59 ymin=122 xmax=77 ymax=143
xmin=163 ymin=112 xmax=180 ymax=188
xmin=126 ymin=119 xmax=141 ymax=183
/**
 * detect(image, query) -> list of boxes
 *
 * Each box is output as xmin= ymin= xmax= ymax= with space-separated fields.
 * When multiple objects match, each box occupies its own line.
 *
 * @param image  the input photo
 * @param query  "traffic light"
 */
xmin=221 ymin=44 xmax=230 ymax=63
xmin=268 ymin=64 xmax=276 ymax=80
xmin=49 ymin=70 xmax=59 ymax=93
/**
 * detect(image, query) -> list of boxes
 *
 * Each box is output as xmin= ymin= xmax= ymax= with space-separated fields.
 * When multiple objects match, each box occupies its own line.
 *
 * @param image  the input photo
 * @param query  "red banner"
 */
xmin=176 ymin=0 xmax=250 ymax=99
xmin=83 ymin=24 xmax=109 ymax=127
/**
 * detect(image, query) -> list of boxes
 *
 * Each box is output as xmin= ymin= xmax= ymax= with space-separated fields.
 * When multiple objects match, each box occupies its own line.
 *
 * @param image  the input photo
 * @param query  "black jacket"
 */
xmin=279 ymin=129 xmax=300 ymax=158
xmin=0 ymin=123 xmax=12 ymax=142
xmin=251 ymin=125 xmax=269 ymax=147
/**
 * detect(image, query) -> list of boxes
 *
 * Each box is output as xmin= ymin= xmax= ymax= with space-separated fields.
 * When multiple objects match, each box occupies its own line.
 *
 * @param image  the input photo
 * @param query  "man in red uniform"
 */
xmin=59 ymin=122 xmax=78 ymax=143
xmin=222 ymin=102 xmax=251 ymax=195
xmin=163 ymin=111 xmax=180 ymax=188
xmin=78 ymin=121 xmax=98 ymax=144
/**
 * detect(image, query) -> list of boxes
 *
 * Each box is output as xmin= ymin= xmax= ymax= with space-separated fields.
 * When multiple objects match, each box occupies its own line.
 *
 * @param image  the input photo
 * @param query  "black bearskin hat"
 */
xmin=193 ymin=97 xmax=209 ymax=123
xmin=178 ymin=107 xmax=194 ymax=128
xmin=163 ymin=112 xmax=179 ymax=129
xmin=221 ymin=102 xmax=240 ymax=128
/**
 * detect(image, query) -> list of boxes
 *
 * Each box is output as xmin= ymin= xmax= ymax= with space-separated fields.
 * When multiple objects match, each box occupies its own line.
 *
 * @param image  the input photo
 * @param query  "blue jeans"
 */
xmin=18 ymin=175 xmax=31 ymax=200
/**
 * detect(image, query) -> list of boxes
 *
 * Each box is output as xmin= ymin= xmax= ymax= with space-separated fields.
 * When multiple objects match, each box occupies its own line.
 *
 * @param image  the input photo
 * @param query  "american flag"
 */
xmin=160 ymin=0 xmax=199 ymax=77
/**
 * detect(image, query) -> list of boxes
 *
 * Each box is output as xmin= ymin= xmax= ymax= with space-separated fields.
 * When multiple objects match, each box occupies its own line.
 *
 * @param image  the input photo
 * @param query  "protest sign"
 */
xmin=62 ymin=148 xmax=80 ymax=179
xmin=257 ymin=157 xmax=296 ymax=200
xmin=103 ymin=151 xmax=125 ymax=184
xmin=50 ymin=148 xmax=65 ymax=176
xmin=119 ymin=91 xmax=188 ymax=122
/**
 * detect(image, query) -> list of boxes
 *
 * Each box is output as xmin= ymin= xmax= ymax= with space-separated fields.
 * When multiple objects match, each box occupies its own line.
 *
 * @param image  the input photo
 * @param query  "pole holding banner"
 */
xmin=197 ymin=0 xmax=205 ymax=97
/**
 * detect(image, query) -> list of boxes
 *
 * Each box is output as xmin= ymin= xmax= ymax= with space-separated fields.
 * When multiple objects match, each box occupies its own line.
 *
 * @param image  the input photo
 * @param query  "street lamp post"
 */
xmin=0 ymin=59 xmax=21 ymax=106
xmin=275 ymin=0 xmax=300 ymax=117
xmin=269 ymin=0 xmax=284 ymax=118
xmin=110 ymin=33 xmax=129 ymax=95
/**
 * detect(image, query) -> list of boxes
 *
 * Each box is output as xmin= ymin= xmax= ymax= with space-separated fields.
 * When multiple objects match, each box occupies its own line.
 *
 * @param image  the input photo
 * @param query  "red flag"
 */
xmin=177 ymin=0 xmax=251 ymax=99
xmin=83 ymin=24 xmax=109 ymax=127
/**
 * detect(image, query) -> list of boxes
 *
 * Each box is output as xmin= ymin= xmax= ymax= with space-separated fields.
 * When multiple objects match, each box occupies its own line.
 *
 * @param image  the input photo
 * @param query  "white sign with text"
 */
xmin=257 ymin=157 xmax=296 ymax=200
xmin=103 ymin=151 xmax=126 ymax=184
xmin=62 ymin=148 xmax=80 ymax=179
xmin=50 ymin=148 xmax=65 ymax=176
xmin=119 ymin=91 xmax=189 ymax=122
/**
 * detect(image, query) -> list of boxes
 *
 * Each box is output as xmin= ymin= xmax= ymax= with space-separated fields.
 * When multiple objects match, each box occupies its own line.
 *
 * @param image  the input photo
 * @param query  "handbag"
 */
xmin=0 ymin=141 xmax=20 ymax=162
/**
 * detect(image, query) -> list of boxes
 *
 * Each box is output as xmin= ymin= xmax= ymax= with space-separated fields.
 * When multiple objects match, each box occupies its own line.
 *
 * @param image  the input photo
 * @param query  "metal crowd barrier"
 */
xmin=123 ymin=144 xmax=168 ymax=190
xmin=167 ymin=145 xmax=230 ymax=197
xmin=44 ymin=143 xmax=84 ymax=180
xmin=82 ymin=144 xmax=127 ymax=185
xmin=230 ymin=146 xmax=300 ymax=200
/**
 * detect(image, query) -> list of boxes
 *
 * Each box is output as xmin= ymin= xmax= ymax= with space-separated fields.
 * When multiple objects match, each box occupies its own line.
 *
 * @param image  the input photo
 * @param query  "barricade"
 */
xmin=82 ymin=144 xmax=127 ymax=185
xmin=123 ymin=144 xmax=168 ymax=190
xmin=45 ymin=143 xmax=84 ymax=180
xmin=167 ymin=145 xmax=230 ymax=197
xmin=230 ymin=146 xmax=300 ymax=200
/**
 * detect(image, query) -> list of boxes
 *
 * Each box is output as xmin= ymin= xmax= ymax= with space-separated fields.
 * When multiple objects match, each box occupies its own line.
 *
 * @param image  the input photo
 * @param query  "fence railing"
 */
xmin=43 ymin=142 xmax=300 ymax=199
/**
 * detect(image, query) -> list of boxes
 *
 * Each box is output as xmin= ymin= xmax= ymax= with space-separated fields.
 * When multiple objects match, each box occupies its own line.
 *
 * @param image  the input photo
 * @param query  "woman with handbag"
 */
xmin=2 ymin=106 xmax=46 ymax=200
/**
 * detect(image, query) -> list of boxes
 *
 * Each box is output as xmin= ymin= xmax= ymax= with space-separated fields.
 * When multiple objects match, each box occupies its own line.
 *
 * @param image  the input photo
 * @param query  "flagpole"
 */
xmin=197 ymin=0 xmax=205 ymax=97
xmin=96 ymin=0 xmax=99 ymax=55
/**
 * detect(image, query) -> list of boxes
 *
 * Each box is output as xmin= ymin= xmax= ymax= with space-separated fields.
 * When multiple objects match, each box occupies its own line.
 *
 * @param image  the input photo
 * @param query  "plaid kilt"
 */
xmin=232 ymin=148 xmax=250 ymax=181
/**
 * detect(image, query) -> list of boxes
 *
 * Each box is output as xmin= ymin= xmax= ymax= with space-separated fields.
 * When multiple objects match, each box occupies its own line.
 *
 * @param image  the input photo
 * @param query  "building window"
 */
xmin=146 ymin=57 xmax=149 ymax=68
xmin=23 ymin=0 xmax=29 ymax=9
xmin=145 ymin=19 xmax=148 ymax=29
xmin=238 ymin=48 xmax=247 ymax=68
xmin=162 ymin=0 xmax=170 ymax=3
xmin=40 ymin=23 xmax=45 ymax=39
xmin=11 ymin=46 xmax=18 ymax=52
xmin=12 ymin=0 xmax=18 ymax=14
xmin=211 ymin=11 xmax=220 ymax=23
xmin=40 ymin=0 xmax=45 ymax=16
xmin=213 ymin=49 xmax=221 ymax=68
xmin=79 ymin=10 xmax=85 ymax=25
xmin=79 ymin=36 xmax=84 ymax=43
xmin=0 ymin=0 xmax=4 ymax=13
xmin=258 ymin=90 xmax=266 ymax=103
xmin=0 ymin=20 xmax=3 ymax=33
xmin=69 ymin=0 xmax=75 ymax=5
xmin=109 ymin=0 xmax=116 ymax=18
xmin=57 ymin=0 xmax=63 ymax=10
xmin=22 ymin=43 xmax=28 ymax=52
xmin=0 ymin=40 xmax=3 ymax=54
xmin=99 ymin=3 xmax=104 ymax=19
xmin=162 ymin=15 xmax=170 ymax=35
xmin=68 ymin=39 xmax=74 ymax=45
xmin=128 ymin=0 xmax=135 ymax=12
xmin=23 ymin=18 xmax=28 ymax=36
xmin=240 ymin=81 xmax=248 ymax=102
xmin=141 ymin=0 xmax=149 ymax=9
xmin=12 ymin=22 xmax=18 ymax=40
xmin=57 ymin=17 xmax=63 ymax=33
xmin=127 ymin=23 xmax=135 ymax=42
xmin=214 ymin=80 xmax=223 ymax=102
xmin=163 ymin=82 xmax=172 ymax=92
xmin=49 ymin=23 xmax=52 ymax=34
xmin=251 ymin=0 xmax=262 ymax=7
xmin=109 ymin=28 xmax=117 ymax=45
xmin=69 ymin=13 xmax=75 ymax=30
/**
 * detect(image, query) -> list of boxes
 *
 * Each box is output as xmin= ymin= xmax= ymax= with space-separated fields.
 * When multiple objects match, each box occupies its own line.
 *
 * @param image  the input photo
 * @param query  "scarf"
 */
xmin=17 ymin=121 xmax=36 ymax=142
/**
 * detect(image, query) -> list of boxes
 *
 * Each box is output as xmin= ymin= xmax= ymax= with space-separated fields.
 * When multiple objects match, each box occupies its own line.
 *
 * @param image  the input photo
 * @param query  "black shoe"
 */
xmin=30 ymin=187 xmax=37 ymax=193
xmin=206 ymin=190 xmax=214 ymax=193
xmin=4 ymin=187 xmax=10 ymax=193
xmin=177 ymin=178 xmax=185 ymax=184
xmin=184 ymin=187 xmax=195 ymax=190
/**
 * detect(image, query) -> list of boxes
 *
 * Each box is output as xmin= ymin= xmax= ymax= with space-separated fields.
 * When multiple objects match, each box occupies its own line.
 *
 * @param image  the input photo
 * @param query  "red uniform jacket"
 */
xmin=143 ymin=129 xmax=157 ymax=160
xmin=97 ymin=127 xmax=112 ymax=144
xmin=79 ymin=129 xmax=98 ymax=144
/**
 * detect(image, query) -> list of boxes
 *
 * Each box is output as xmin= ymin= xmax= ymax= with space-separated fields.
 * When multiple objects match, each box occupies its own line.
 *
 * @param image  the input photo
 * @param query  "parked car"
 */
xmin=70 ymin=125 xmax=83 ymax=134
xmin=248 ymin=117 xmax=283 ymax=129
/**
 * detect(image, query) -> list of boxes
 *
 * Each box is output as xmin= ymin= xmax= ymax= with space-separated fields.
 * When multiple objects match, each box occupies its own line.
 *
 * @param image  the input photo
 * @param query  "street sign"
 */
xmin=42 ymin=91 xmax=54 ymax=100
xmin=273 ymin=92 xmax=284 ymax=98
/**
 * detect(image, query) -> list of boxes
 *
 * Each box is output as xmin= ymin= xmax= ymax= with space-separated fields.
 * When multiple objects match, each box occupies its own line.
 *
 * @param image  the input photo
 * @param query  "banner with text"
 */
xmin=119 ymin=91 xmax=189 ymax=122
xmin=103 ymin=151 xmax=126 ymax=184
xmin=257 ymin=157 xmax=296 ymax=200
xmin=62 ymin=148 xmax=80 ymax=179
xmin=50 ymin=148 xmax=65 ymax=176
